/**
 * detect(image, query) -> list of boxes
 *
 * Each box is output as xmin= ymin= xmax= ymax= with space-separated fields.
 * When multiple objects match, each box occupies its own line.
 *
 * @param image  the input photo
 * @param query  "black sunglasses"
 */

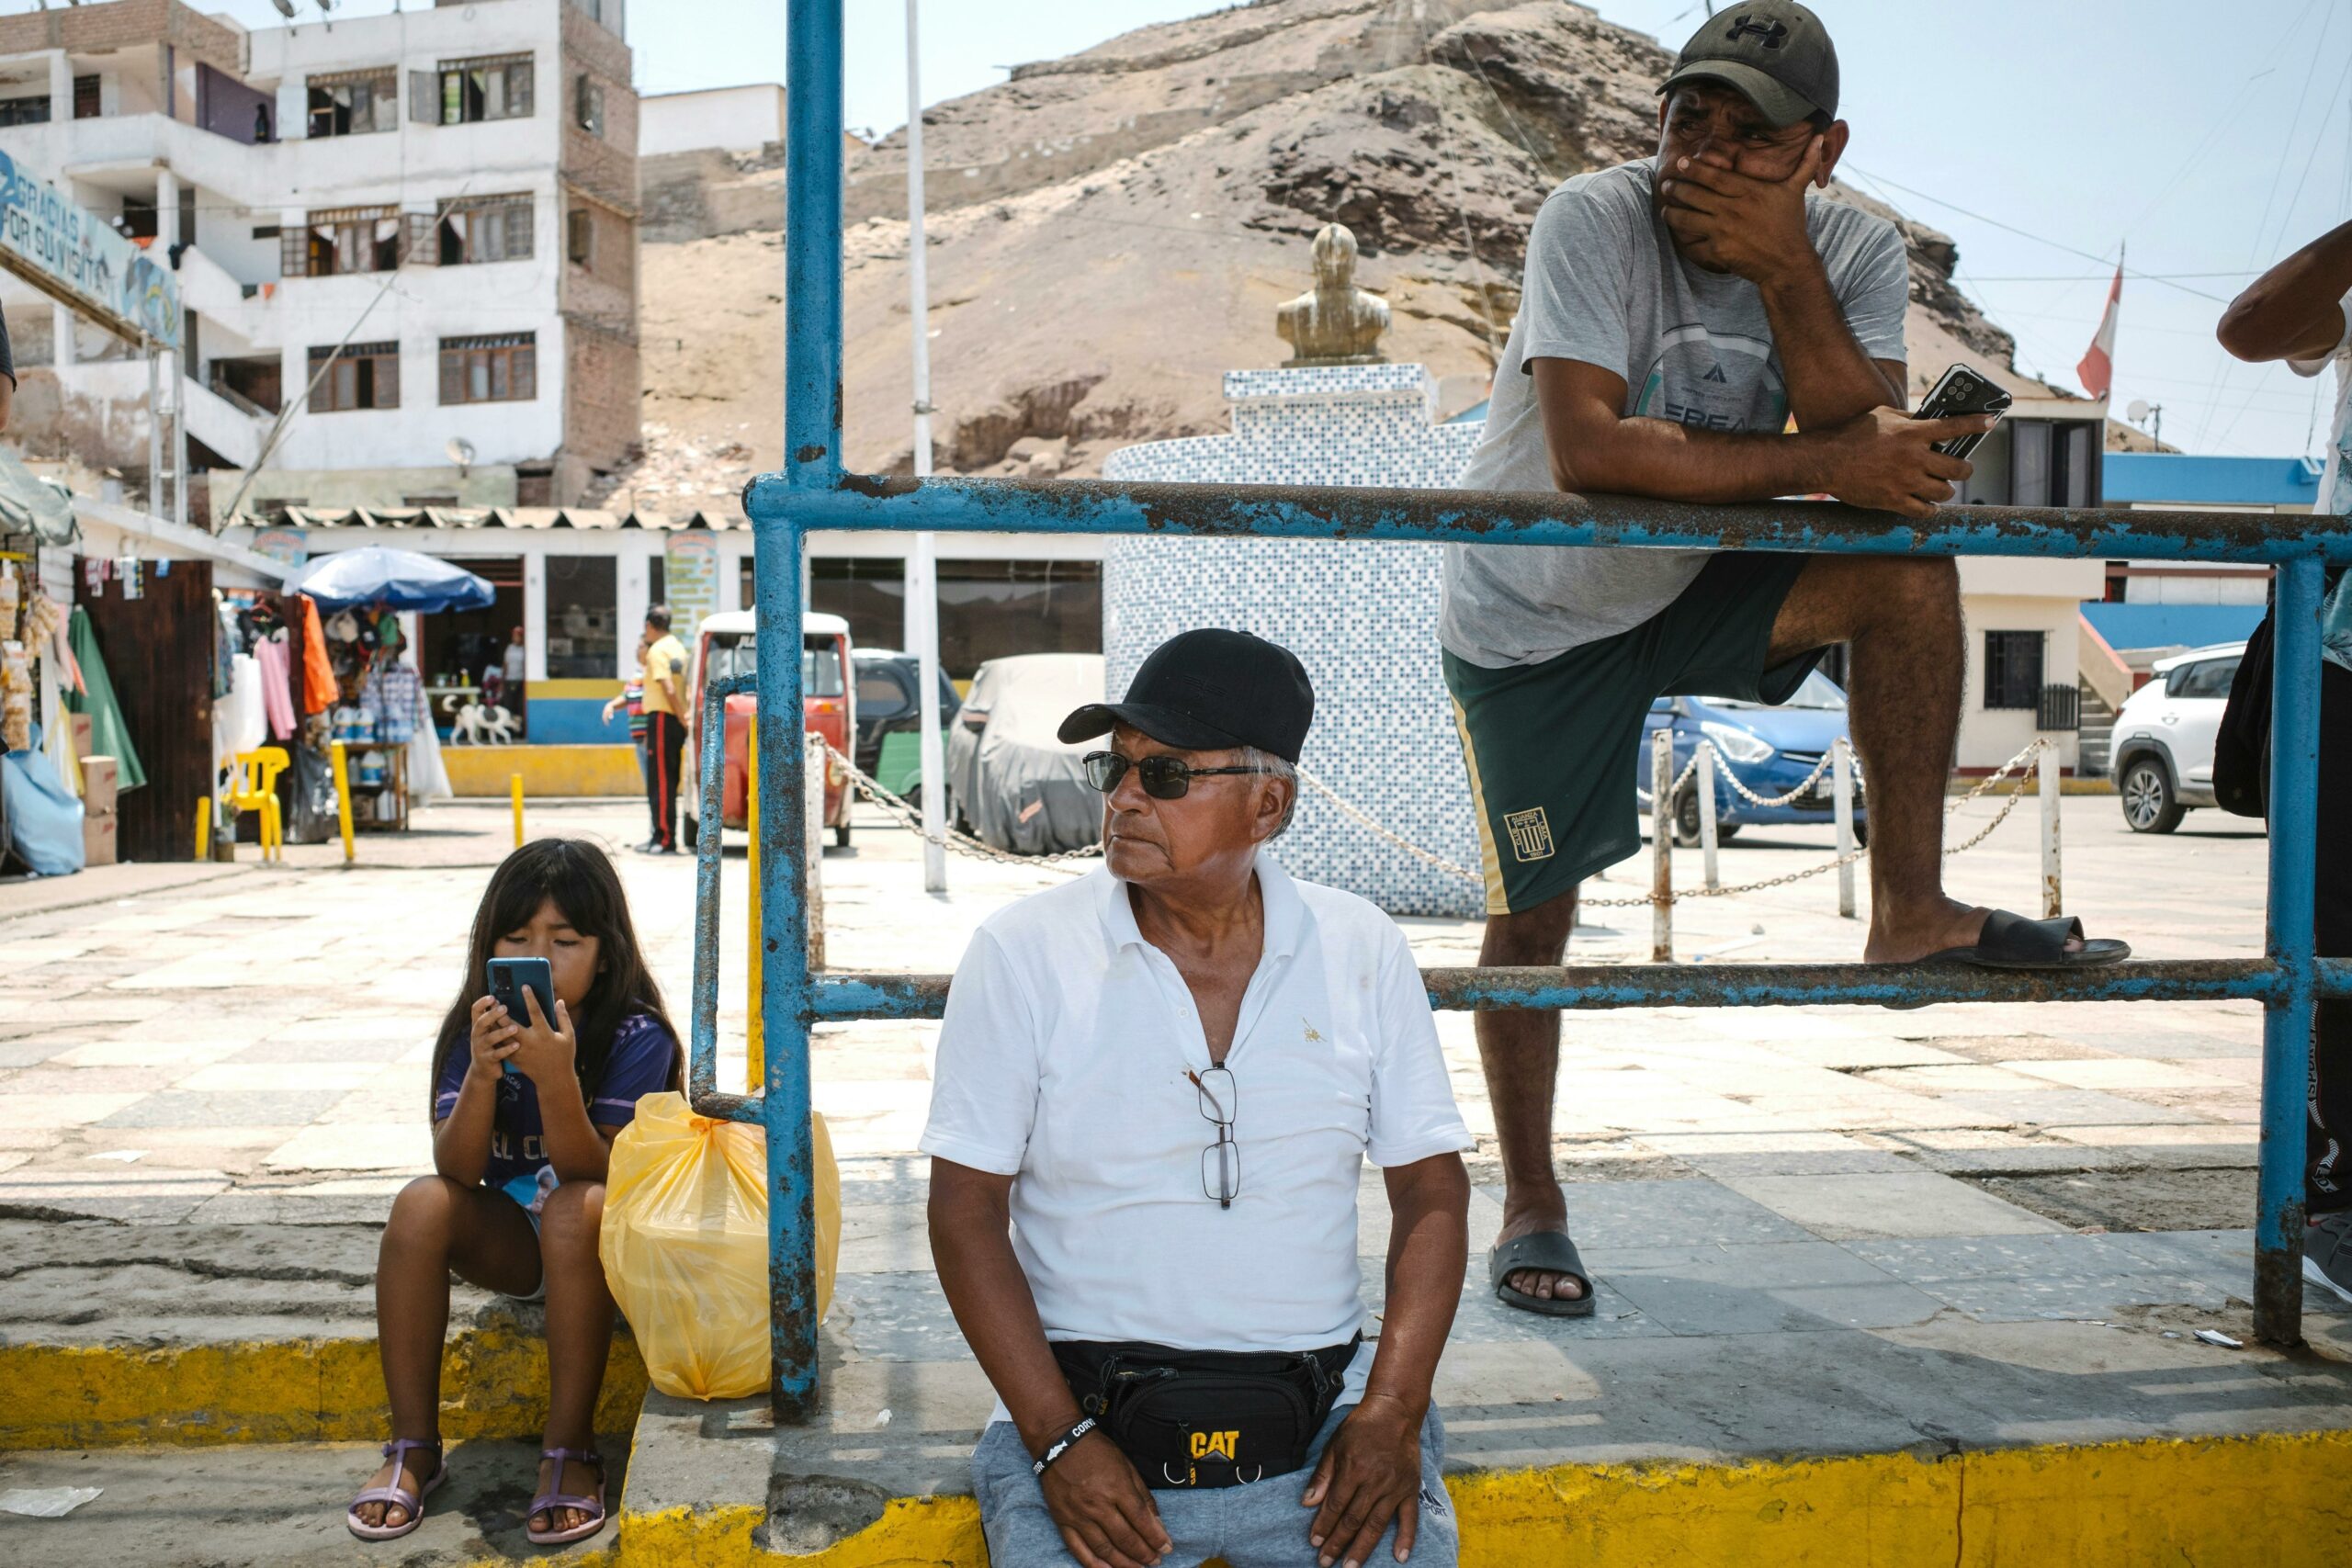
xmin=1082 ymin=750 xmax=1265 ymax=801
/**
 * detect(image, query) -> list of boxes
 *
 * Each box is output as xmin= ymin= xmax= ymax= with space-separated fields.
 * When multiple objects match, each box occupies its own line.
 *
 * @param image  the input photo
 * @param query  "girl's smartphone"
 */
xmin=485 ymin=957 xmax=555 ymax=1077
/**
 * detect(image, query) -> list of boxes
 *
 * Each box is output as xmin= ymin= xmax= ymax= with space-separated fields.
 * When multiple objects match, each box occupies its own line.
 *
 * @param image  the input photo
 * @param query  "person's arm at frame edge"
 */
xmin=2218 ymin=219 xmax=2352 ymax=366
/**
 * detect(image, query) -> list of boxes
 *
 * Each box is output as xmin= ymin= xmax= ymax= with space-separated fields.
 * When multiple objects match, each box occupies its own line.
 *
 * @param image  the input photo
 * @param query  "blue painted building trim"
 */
xmin=2081 ymin=602 xmax=2264 ymax=653
xmin=2103 ymin=451 xmax=2324 ymax=508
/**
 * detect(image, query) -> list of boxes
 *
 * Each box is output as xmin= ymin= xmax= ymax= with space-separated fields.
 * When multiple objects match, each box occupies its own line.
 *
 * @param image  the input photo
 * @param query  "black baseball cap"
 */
xmin=1658 ymin=1 xmax=1839 ymax=130
xmin=1058 ymin=628 xmax=1314 ymax=763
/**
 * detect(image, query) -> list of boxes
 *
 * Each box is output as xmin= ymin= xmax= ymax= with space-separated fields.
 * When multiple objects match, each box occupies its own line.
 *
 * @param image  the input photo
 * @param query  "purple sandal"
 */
xmin=345 ymin=1438 xmax=445 ymax=1541
xmin=525 ymin=1446 xmax=607 ymax=1547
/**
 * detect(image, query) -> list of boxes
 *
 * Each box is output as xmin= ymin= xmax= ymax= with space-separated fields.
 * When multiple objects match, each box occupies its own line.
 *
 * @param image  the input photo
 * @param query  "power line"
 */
xmin=1841 ymin=164 xmax=2228 ymax=304
xmin=1962 ymin=270 xmax=2260 ymax=284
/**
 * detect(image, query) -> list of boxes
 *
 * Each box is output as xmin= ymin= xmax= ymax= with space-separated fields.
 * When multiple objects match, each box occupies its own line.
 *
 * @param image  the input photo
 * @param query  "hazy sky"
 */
xmin=49 ymin=1 xmax=2352 ymax=458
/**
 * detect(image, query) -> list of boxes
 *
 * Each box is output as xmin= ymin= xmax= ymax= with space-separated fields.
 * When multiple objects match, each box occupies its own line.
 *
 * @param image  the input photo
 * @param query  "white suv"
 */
xmin=2110 ymin=641 xmax=2246 ymax=833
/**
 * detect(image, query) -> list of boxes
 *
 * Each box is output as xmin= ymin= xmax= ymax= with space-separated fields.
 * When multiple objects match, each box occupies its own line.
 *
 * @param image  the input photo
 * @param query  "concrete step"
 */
xmin=0 ymin=1221 xmax=644 ymax=1450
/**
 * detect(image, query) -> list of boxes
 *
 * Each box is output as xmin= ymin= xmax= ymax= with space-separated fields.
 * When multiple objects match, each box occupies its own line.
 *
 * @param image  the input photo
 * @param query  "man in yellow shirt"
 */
xmin=636 ymin=605 xmax=691 ymax=855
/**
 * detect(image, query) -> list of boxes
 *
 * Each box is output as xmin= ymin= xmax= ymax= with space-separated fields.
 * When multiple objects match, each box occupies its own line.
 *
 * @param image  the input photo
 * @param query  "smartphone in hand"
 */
xmin=485 ymin=957 xmax=555 ymax=1078
xmin=1913 ymin=364 xmax=2013 ymax=462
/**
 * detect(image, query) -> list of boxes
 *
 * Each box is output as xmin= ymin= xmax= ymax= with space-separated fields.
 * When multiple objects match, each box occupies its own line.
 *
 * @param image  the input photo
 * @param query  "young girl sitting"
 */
xmin=346 ymin=839 xmax=682 ymax=1546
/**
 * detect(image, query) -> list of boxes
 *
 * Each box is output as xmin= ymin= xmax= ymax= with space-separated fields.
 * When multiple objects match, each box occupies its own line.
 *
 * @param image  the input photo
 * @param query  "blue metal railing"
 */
xmin=695 ymin=0 xmax=2340 ymax=1422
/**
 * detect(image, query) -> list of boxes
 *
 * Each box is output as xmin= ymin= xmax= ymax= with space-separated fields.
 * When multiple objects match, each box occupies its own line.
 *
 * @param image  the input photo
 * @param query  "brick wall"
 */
xmin=554 ymin=0 xmax=637 ymax=506
xmin=559 ymin=5 xmax=638 ymax=217
xmin=0 ymin=0 xmax=244 ymax=77
xmin=560 ymin=193 xmax=634 ymax=334
xmin=560 ymin=314 xmax=639 ymax=493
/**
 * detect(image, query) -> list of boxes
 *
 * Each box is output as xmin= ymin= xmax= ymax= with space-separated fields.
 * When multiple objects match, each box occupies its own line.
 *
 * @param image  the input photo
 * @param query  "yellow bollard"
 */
xmin=330 ymin=742 xmax=356 ymax=863
xmin=511 ymin=773 xmax=525 ymax=849
xmin=747 ymin=716 xmax=762 ymax=1091
xmin=193 ymin=796 xmax=209 ymax=862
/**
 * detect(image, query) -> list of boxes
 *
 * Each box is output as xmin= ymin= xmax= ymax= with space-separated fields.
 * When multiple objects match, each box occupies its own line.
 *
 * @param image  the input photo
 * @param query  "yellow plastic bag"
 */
xmin=598 ymin=1091 xmax=840 ymax=1400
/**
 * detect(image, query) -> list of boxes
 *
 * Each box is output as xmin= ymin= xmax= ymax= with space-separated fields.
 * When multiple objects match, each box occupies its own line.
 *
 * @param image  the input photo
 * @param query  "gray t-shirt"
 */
xmin=1440 ymin=159 xmax=1911 ymax=668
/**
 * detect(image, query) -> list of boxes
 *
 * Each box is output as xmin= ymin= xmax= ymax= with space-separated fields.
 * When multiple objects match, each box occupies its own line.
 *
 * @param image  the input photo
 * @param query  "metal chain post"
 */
xmin=1833 ymin=738 xmax=1856 ymax=919
xmin=1651 ymin=727 xmax=1673 ymax=963
xmin=2039 ymin=743 xmax=2062 ymax=919
xmin=1696 ymin=740 xmax=1720 ymax=890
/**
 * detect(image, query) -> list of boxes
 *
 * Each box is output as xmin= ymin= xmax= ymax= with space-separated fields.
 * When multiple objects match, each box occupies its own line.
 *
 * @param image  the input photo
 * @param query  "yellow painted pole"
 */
xmin=330 ymin=742 xmax=356 ymax=863
xmin=193 ymin=796 xmax=209 ymax=862
xmin=511 ymin=773 xmax=525 ymax=849
xmin=747 ymin=715 xmax=762 ymax=1091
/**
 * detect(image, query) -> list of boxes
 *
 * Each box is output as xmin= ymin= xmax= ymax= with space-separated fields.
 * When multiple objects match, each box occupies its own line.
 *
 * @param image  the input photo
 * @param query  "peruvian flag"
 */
xmin=2078 ymin=260 xmax=2122 ymax=400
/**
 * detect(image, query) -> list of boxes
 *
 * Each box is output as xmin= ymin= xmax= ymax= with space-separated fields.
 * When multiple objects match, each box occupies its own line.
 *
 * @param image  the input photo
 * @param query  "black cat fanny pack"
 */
xmin=1050 ymin=1335 xmax=1360 ymax=1489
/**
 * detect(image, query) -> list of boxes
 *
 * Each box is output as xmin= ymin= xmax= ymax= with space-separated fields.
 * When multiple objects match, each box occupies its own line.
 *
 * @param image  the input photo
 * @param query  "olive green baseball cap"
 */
xmin=1658 ymin=1 xmax=1840 ymax=130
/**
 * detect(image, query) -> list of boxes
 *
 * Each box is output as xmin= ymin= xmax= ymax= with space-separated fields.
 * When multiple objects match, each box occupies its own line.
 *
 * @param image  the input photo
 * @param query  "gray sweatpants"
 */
xmin=970 ymin=1404 xmax=1456 ymax=1568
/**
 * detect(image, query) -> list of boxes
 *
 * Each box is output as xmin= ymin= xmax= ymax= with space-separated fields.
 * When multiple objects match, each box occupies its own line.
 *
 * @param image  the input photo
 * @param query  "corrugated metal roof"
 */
xmin=266 ymin=506 xmax=746 ymax=532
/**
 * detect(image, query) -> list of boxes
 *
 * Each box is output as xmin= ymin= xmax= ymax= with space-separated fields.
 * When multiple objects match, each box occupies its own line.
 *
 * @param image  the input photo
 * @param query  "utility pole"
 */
xmin=906 ymin=0 xmax=947 ymax=893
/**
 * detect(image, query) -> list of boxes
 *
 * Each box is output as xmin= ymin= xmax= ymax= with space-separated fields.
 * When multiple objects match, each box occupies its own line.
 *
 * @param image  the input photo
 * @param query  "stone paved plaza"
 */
xmin=4 ymin=789 xmax=2349 ymax=1563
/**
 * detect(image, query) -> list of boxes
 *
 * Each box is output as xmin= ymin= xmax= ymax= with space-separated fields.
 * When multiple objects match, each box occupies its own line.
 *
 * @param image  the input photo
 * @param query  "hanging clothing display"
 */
xmin=26 ymin=585 xmax=79 ymax=696
xmin=213 ymin=652 xmax=266 ymax=761
xmin=408 ymin=710 xmax=451 ymax=804
xmin=212 ymin=592 xmax=238 ymax=700
xmin=41 ymin=656 xmax=79 ymax=798
xmin=404 ymin=651 xmax=452 ymax=805
xmin=253 ymin=633 xmax=297 ymax=740
xmin=294 ymin=593 xmax=337 ymax=715
xmin=364 ymin=658 xmax=423 ymax=744
xmin=62 ymin=604 xmax=146 ymax=791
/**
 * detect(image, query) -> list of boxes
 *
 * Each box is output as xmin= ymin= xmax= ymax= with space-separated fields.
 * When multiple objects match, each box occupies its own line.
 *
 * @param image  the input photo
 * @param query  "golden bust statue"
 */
xmin=1275 ymin=222 xmax=1389 ymax=367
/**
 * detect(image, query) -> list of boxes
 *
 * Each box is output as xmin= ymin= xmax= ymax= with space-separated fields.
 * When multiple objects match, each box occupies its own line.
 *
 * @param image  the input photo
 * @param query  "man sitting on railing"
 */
xmin=925 ymin=629 xmax=1474 ymax=1568
xmin=2218 ymin=220 xmax=2352 ymax=1304
xmin=1437 ymin=0 xmax=2127 ymax=1316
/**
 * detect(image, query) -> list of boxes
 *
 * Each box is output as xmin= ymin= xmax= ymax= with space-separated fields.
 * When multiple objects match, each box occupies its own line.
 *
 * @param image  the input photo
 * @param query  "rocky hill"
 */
xmin=612 ymin=0 xmax=2056 ymax=514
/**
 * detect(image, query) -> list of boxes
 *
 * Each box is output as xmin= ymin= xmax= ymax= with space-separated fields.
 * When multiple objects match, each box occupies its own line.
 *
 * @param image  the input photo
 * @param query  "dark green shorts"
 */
xmin=1444 ymin=552 xmax=1826 ymax=918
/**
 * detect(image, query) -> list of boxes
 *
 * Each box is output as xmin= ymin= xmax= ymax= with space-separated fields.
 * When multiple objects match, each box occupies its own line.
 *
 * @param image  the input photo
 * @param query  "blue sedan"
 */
xmin=1634 ymin=671 xmax=1869 ymax=846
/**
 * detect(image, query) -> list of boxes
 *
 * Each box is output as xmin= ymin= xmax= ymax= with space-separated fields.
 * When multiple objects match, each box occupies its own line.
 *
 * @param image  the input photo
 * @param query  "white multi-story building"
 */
xmin=0 ymin=0 xmax=639 ymax=515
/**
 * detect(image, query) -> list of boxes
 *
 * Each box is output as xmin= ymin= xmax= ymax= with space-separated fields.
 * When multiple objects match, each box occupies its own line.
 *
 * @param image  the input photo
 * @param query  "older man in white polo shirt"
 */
xmin=924 ymin=629 xmax=1473 ymax=1568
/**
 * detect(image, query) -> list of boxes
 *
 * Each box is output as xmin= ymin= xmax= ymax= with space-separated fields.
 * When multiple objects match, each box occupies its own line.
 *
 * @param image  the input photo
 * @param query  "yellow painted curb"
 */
xmin=0 ymin=1326 xmax=647 ymax=1450
xmin=596 ymin=1429 xmax=2352 ymax=1568
xmin=443 ymin=744 xmax=643 ymax=797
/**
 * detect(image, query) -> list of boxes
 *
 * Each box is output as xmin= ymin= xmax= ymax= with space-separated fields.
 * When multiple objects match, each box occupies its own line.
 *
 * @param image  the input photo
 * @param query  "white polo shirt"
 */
xmin=921 ymin=856 xmax=1471 ymax=1407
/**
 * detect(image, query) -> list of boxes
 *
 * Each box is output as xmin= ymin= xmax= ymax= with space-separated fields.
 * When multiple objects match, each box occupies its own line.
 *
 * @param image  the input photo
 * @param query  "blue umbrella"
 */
xmin=292 ymin=547 xmax=495 ymax=612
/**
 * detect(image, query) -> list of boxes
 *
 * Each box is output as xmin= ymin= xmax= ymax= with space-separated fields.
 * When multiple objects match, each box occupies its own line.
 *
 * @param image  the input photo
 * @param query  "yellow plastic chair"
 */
xmin=229 ymin=747 xmax=290 ymax=862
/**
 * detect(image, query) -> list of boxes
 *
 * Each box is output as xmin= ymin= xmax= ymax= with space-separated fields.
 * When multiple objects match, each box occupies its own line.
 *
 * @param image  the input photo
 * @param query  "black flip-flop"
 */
xmin=1922 ymin=910 xmax=2131 ymax=970
xmin=1489 ymin=1231 xmax=1597 ymax=1317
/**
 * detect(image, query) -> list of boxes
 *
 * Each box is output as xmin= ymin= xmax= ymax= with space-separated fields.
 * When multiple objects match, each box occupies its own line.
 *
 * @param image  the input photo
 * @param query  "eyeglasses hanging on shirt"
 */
xmin=1190 ymin=1065 xmax=1239 ymax=1209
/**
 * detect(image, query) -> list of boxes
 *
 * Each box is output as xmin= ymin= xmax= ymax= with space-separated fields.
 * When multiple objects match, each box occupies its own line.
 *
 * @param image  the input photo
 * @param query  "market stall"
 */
xmin=1 ymin=455 xmax=94 ymax=877
xmin=277 ymin=547 xmax=491 ymax=834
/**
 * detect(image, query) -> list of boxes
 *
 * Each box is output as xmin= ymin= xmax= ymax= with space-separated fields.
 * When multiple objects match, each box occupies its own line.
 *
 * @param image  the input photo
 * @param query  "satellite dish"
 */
xmin=447 ymin=436 xmax=476 ymax=473
xmin=271 ymin=0 xmax=296 ymax=17
xmin=2126 ymin=399 xmax=2151 ymax=423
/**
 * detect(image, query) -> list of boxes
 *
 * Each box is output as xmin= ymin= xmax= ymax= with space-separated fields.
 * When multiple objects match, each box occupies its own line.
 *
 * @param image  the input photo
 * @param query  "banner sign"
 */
xmin=663 ymin=528 xmax=720 ymax=646
xmin=0 ymin=146 xmax=179 ymax=350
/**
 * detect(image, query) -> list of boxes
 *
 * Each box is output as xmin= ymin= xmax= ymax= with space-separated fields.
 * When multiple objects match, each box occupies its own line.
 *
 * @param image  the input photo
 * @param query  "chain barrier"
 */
xmin=831 ymin=733 xmax=2052 ymax=910
xmin=1303 ymin=738 xmax=2051 ymax=908
xmin=820 ymin=740 xmax=1104 ymax=874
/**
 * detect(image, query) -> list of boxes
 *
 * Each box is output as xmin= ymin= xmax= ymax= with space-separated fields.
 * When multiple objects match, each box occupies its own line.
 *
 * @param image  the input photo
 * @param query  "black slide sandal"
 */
xmin=1922 ymin=910 xmax=2130 ymax=970
xmin=1489 ymin=1232 xmax=1598 ymax=1317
